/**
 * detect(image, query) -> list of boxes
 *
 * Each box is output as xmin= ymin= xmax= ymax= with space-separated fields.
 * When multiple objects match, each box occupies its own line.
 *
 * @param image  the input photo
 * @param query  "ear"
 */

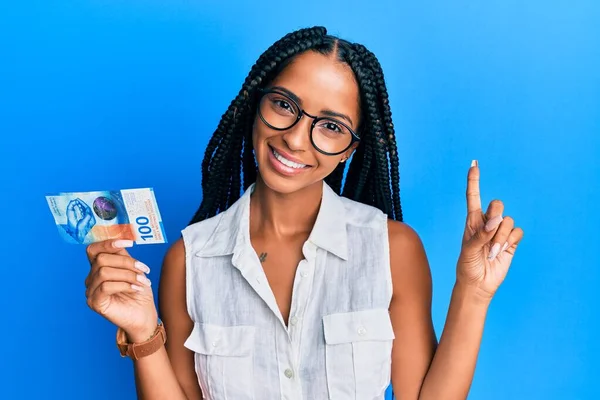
xmin=340 ymin=143 xmax=359 ymax=163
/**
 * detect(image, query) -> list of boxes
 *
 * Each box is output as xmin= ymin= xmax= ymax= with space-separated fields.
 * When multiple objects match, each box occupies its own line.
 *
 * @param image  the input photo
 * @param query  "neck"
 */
xmin=250 ymin=175 xmax=323 ymax=239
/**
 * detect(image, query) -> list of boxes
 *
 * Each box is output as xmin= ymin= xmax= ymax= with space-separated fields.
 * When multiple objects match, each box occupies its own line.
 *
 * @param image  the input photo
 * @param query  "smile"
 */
xmin=271 ymin=147 xmax=309 ymax=169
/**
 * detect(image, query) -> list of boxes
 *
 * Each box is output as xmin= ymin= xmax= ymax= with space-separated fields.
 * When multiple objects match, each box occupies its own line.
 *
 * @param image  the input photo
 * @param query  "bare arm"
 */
xmin=390 ymin=162 xmax=523 ymax=399
xmin=84 ymin=238 xmax=202 ymax=400
xmin=388 ymin=220 xmax=437 ymax=399
xmin=388 ymin=220 xmax=491 ymax=400
xmin=417 ymin=162 xmax=523 ymax=399
xmin=417 ymin=283 xmax=489 ymax=400
xmin=131 ymin=238 xmax=203 ymax=400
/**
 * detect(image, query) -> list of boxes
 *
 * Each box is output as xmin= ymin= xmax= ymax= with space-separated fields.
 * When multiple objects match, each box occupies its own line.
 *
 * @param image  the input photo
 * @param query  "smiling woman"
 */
xmin=188 ymin=29 xmax=403 ymax=221
xmin=82 ymin=26 xmax=523 ymax=400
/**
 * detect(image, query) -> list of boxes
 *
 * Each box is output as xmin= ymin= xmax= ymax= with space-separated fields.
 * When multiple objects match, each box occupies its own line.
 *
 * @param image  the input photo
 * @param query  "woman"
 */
xmin=84 ymin=26 xmax=523 ymax=399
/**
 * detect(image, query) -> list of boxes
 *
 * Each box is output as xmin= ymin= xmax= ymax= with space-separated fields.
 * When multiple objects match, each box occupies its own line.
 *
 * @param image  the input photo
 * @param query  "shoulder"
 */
xmin=386 ymin=220 xmax=432 ymax=297
xmin=181 ymin=213 xmax=223 ymax=239
xmin=387 ymin=220 xmax=424 ymax=253
xmin=338 ymin=196 xmax=388 ymax=228
xmin=160 ymin=214 xmax=225 ymax=274
xmin=159 ymin=238 xmax=187 ymax=294
xmin=180 ymin=212 xmax=225 ymax=252
xmin=163 ymin=236 xmax=186 ymax=267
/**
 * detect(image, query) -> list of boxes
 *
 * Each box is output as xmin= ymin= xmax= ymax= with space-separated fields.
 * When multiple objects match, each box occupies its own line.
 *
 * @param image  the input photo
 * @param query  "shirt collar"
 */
xmin=306 ymin=181 xmax=348 ymax=260
xmin=195 ymin=181 xmax=348 ymax=261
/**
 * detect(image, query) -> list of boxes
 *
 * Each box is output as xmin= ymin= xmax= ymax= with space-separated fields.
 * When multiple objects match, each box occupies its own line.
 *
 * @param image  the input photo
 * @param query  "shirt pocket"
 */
xmin=323 ymin=309 xmax=395 ymax=400
xmin=184 ymin=322 xmax=255 ymax=400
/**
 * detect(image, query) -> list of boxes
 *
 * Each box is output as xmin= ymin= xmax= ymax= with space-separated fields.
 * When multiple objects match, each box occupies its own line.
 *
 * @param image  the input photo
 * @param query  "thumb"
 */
xmin=468 ymin=215 xmax=503 ymax=249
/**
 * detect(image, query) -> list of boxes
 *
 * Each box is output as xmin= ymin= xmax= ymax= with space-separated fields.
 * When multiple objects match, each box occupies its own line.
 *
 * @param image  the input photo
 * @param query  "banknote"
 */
xmin=46 ymin=188 xmax=167 ymax=245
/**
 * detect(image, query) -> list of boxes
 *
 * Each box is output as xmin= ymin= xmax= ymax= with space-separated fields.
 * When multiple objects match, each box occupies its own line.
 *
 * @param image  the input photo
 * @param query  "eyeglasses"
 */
xmin=257 ymin=88 xmax=360 ymax=156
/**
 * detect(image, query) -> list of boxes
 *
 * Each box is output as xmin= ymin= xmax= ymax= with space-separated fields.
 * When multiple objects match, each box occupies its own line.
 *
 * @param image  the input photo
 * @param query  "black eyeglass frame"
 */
xmin=256 ymin=88 xmax=361 ymax=156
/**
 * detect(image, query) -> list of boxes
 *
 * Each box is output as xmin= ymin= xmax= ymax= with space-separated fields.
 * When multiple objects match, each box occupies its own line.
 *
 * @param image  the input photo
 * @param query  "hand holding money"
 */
xmin=84 ymin=239 xmax=159 ymax=342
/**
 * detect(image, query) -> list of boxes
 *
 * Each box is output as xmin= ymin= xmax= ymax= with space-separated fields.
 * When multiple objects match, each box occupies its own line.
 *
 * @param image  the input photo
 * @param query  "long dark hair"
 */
xmin=189 ymin=26 xmax=403 ymax=224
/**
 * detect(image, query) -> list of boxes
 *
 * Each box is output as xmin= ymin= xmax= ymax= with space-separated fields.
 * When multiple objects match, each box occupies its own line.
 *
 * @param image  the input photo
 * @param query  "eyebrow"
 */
xmin=270 ymin=86 xmax=355 ymax=127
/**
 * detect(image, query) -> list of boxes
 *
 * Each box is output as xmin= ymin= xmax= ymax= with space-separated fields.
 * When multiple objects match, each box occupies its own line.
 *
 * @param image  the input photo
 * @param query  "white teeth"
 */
xmin=272 ymin=148 xmax=307 ymax=169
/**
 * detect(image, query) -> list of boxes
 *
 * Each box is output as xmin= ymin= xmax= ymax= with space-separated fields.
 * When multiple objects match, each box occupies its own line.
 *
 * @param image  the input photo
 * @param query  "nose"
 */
xmin=281 ymin=114 xmax=312 ymax=152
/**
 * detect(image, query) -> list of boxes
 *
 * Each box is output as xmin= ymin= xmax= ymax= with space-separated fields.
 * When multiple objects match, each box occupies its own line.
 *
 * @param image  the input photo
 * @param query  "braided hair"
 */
xmin=189 ymin=26 xmax=403 ymax=224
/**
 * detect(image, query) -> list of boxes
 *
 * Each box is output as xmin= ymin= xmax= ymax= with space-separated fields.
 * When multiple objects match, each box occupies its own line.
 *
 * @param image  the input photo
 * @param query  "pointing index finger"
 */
xmin=467 ymin=160 xmax=482 ymax=214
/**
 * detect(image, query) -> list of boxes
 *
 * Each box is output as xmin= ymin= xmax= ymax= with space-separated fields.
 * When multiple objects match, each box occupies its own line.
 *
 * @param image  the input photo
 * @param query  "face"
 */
xmin=252 ymin=51 xmax=361 ymax=195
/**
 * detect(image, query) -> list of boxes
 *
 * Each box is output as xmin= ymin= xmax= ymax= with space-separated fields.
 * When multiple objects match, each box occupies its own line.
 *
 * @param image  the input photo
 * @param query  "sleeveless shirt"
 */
xmin=182 ymin=180 xmax=395 ymax=400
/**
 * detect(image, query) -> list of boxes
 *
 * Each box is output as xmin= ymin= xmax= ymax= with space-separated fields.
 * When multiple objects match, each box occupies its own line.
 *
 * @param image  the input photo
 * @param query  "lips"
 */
xmin=267 ymin=145 xmax=312 ymax=176
xmin=269 ymin=146 xmax=310 ymax=167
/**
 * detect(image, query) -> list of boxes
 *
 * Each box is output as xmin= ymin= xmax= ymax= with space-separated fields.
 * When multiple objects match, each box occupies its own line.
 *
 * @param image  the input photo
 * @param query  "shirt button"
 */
xmin=290 ymin=316 xmax=299 ymax=326
xmin=300 ymin=270 xmax=309 ymax=278
xmin=357 ymin=326 xmax=367 ymax=336
xmin=284 ymin=368 xmax=294 ymax=379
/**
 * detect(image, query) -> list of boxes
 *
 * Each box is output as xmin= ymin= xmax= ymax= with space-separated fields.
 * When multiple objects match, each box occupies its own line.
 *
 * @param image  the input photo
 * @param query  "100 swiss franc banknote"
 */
xmin=46 ymin=188 xmax=167 ymax=245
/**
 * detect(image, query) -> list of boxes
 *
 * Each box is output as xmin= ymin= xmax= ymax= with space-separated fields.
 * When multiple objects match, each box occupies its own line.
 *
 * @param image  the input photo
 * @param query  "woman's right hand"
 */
xmin=85 ymin=239 xmax=159 ymax=342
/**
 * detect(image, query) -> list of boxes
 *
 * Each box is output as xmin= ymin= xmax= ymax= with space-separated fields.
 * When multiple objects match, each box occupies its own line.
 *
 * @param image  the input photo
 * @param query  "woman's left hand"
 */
xmin=456 ymin=160 xmax=524 ymax=300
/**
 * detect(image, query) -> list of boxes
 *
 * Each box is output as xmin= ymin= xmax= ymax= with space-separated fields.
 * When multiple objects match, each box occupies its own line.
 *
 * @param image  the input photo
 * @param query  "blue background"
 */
xmin=1 ymin=1 xmax=598 ymax=399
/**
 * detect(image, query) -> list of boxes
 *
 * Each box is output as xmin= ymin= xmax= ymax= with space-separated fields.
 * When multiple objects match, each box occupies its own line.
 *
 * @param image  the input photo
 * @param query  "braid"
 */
xmin=189 ymin=26 xmax=403 ymax=224
xmin=342 ymin=44 xmax=400 ymax=219
xmin=358 ymin=46 xmax=403 ymax=221
xmin=241 ymin=110 xmax=257 ymax=191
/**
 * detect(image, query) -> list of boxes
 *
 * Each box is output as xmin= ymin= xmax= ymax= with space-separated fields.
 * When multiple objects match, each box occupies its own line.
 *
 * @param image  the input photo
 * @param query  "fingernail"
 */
xmin=136 ymin=274 xmax=151 ymax=287
xmin=501 ymin=242 xmax=509 ymax=252
xmin=471 ymin=160 xmax=478 ymax=168
xmin=488 ymin=243 xmax=501 ymax=260
xmin=131 ymin=284 xmax=144 ymax=292
xmin=134 ymin=261 xmax=150 ymax=274
xmin=113 ymin=240 xmax=134 ymax=248
xmin=484 ymin=215 xmax=503 ymax=232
